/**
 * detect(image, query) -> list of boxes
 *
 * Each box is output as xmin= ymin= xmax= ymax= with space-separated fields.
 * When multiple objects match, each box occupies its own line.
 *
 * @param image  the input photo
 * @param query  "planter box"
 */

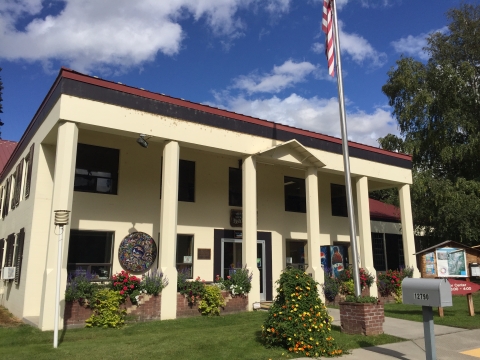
xmin=339 ymin=302 xmax=384 ymax=336
xmin=176 ymin=291 xmax=248 ymax=318
xmin=64 ymin=294 xmax=161 ymax=328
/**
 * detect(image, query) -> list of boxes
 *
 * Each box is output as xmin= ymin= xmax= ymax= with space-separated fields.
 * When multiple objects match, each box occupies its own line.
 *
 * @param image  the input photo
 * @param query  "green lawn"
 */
xmin=0 ymin=311 xmax=403 ymax=360
xmin=383 ymin=293 xmax=480 ymax=329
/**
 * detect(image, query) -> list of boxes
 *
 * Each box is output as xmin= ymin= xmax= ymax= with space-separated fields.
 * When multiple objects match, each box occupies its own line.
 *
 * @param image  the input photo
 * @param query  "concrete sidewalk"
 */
xmin=297 ymin=308 xmax=480 ymax=359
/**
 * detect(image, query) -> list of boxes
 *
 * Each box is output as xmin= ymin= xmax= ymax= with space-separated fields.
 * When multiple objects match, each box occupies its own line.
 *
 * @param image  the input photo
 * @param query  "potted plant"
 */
xmin=339 ymin=295 xmax=384 ymax=335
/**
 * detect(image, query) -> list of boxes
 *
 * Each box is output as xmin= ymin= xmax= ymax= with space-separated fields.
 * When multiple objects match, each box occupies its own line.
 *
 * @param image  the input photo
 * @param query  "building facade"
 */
xmin=0 ymin=68 xmax=418 ymax=331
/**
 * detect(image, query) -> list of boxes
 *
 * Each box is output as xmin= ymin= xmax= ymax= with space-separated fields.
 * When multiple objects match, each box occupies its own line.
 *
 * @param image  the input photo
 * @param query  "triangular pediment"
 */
xmin=256 ymin=139 xmax=325 ymax=168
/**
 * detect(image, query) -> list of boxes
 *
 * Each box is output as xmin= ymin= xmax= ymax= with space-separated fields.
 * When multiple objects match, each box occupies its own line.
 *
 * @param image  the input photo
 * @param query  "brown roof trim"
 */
xmin=60 ymin=68 xmax=411 ymax=162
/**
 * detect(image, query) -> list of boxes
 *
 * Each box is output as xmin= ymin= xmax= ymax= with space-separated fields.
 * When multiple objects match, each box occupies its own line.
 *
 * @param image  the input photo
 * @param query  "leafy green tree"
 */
xmin=380 ymin=3 xmax=480 ymax=247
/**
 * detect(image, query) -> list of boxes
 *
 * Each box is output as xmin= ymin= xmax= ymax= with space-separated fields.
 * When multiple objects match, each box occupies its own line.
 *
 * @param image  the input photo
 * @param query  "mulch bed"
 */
xmin=0 ymin=306 xmax=23 ymax=327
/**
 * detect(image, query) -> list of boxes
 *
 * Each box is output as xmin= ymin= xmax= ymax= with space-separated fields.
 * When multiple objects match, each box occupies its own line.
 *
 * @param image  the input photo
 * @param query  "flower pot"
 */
xmin=339 ymin=301 xmax=384 ymax=335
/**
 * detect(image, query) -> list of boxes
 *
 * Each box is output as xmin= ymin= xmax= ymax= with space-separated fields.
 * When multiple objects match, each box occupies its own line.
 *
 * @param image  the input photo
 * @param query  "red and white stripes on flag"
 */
xmin=322 ymin=0 xmax=335 ymax=77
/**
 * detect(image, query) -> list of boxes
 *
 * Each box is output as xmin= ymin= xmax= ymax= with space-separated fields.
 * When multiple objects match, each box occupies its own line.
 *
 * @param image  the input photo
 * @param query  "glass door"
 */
xmin=221 ymin=238 xmax=266 ymax=301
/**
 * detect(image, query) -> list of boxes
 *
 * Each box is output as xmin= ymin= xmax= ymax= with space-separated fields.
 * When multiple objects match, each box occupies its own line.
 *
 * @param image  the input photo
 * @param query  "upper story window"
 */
xmin=284 ymin=176 xmax=306 ymax=213
xmin=229 ymin=167 xmax=242 ymax=207
xmin=74 ymin=144 xmax=119 ymax=195
xmin=331 ymin=183 xmax=348 ymax=217
xmin=178 ymin=159 xmax=195 ymax=202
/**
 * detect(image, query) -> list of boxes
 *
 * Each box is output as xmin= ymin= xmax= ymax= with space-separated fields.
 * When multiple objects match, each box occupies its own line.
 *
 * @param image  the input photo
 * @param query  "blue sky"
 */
xmin=0 ymin=0 xmax=464 ymax=146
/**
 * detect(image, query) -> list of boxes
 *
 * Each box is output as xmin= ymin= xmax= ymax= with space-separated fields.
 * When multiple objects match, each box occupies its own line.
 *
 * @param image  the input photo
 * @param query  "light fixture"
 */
xmin=136 ymin=134 xmax=151 ymax=148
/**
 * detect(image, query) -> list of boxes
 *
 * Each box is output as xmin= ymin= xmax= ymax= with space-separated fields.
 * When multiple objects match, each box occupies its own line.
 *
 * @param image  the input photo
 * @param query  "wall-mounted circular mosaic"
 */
xmin=118 ymin=232 xmax=157 ymax=273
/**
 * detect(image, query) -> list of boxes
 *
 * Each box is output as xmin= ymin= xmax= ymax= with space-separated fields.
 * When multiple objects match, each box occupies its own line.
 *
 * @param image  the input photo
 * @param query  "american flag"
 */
xmin=322 ymin=0 xmax=335 ymax=77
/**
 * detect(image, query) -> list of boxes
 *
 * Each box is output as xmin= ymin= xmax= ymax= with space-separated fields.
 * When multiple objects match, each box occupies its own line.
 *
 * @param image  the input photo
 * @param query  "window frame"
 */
xmin=74 ymin=143 xmax=120 ymax=195
xmin=176 ymin=234 xmax=194 ymax=279
xmin=331 ymin=183 xmax=348 ymax=217
xmin=67 ymin=230 xmax=115 ymax=280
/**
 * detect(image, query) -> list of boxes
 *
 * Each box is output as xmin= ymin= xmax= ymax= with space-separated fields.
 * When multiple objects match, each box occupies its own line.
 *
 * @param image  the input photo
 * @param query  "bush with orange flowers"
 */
xmin=261 ymin=268 xmax=342 ymax=357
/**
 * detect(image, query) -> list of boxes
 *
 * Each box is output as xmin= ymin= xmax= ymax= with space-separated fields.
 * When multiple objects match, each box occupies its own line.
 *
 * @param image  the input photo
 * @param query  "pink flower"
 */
xmin=124 ymin=278 xmax=128 ymax=283
xmin=227 ymin=276 xmax=231 ymax=280
xmin=123 ymin=286 xmax=128 ymax=291
xmin=130 ymin=285 xmax=134 ymax=289
xmin=120 ymin=290 xmax=124 ymax=295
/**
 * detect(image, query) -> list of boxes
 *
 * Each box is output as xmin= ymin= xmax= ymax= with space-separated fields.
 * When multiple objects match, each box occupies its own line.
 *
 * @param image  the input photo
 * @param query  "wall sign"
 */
xmin=118 ymin=232 xmax=157 ymax=274
xmin=230 ymin=209 xmax=242 ymax=227
xmin=197 ymin=248 xmax=211 ymax=260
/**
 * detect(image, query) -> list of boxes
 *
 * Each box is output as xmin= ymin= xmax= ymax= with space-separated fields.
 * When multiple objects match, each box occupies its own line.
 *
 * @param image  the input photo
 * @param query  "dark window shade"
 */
xmin=178 ymin=160 xmax=195 ymax=202
xmin=284 ymin=176 xmax=306 ymax=213
xmin=229 ymin=167 xmax=242 ymax=207
xmin=2 ymin=177 xmax=11 ymax=218
xmin=0 ymin=187 xmax=3 ymax=218
xmin=5 ymin=233 xmax=16 ymax=267
xmin=74 ymin=143 xmax=119 ymax=195
xmin=14 ymin=229 xmax=25 ymax=285
xmin=25 ymin=144 xmax=34 ymax=199
xmin=331 ymin=184 xmax=348 ymax=217
xmin=0 ymin=239 xmax=4 ymax=269
xmin=385 ymin=234 xmax=405 ymax=270
xmin=13 ymin=162 xmax=23 ymax=209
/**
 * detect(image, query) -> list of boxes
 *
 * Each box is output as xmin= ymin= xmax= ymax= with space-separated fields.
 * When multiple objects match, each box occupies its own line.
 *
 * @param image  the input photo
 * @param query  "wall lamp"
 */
xmin=137 ymin=134 xmax=152 ymax=148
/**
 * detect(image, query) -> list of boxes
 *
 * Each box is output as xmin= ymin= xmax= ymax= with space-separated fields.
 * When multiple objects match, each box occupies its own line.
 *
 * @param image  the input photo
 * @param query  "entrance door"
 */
xmin=221 ymin=238 xmax=266 ymax=301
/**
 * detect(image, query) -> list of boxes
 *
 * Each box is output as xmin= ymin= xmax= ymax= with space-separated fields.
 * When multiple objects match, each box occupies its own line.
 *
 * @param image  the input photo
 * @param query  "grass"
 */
xmin=383 ymin=293 xmax=480 ymax=329
xmin=0 ymin=311 xmax=403 ymax=360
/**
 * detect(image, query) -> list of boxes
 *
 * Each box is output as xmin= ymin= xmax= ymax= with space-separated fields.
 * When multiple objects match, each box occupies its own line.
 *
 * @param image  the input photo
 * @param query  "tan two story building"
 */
xmin=0 ymin=68 xmax=418 ymax=331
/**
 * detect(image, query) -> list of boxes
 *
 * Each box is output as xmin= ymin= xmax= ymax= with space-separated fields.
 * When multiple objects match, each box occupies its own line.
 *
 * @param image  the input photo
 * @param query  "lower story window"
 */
xmin=286 ymin=239 xmax=308 ymax=270
xmin=67 ymin=230 xmax=114 ymax=280
xmin=176 ymin=235 xmax=194 ymax=279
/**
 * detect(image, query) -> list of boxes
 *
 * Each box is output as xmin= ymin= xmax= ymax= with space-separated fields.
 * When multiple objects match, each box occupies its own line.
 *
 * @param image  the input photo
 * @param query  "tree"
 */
xmin=0 ymin=67 xmax=3 ymax=138
xmin=380 ymin=3 xmax=480 ymax=247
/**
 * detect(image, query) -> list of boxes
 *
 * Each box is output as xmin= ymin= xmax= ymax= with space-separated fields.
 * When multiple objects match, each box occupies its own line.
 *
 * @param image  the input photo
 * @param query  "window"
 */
xmin=331 ymin=184 xmax=348 ymax=217
xmin=229 ymin=167 xmax=242 ymax=207
xmin=176 ymin=235 xmax=194 ymax=278
xmin=74 ymin=144 xmax=119 ymax=195
xmin=0 ymin=238 xmax=4 ymax=270
xmin=178 ymin=160 xmax=195 ymax=202
xmin=12 ymin=161 xmax=24 ymax=209
xmin=24 ymin=143 xmax=34 ymax=199
xmin=371 ymin=233 xmax=386 ymax=271
xmin=286 ymin=240 xmax=308 ymax=270
xmin=14 ymin=229 xmax=25 ymax=285
xmin=2 ymin=176 xmax=11 ymax=218
xmin=67 ymin=230 xmax=114 ymax=280
xmin=284 ymin=176 xmax=306 ymax=213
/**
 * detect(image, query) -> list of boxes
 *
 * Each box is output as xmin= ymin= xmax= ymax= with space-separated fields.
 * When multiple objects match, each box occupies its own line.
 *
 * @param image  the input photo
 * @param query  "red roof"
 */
xmin=369 ymin=198 xmax=400 ymax=222
xmin=0 ymin=140 xmax=17 ymax=173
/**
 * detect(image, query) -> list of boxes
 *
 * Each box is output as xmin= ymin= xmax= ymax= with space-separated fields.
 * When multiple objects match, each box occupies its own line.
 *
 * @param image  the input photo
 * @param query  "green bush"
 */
xmin=65 ymin=269 xmax=99 ymax=304
xmin=179 ymin=276 xmax=206 ymax=305
xmin=262 ymin=268 xmax=342 ymax=357
xmin=344 ymin=295 xmax=378 ymax=304
xmin=199 ymin=285 xmax=225 ymax=316
xmin=140 ymin=268 xmax=169 ymax=296
xmin=214 ymin=266 xmax=253 ymax=296
xmin=85 ymin=289 xmax=126 ymax=328
xmin=339 ymin=279 xmax=354 ymax=296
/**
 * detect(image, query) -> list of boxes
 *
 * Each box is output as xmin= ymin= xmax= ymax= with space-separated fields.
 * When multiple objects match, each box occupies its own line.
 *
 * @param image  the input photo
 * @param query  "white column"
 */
xmin=39 ymin=121 xmax=78 ymax=331
xmin=305 ymin=167 xmax=325 ymax=301
xmin=159 ymin=141 xmax=180 ymax=320
xmin=355 ymin=176 xmax=377 ymax=297
xmin=398 ymin=184 xmax=420 ymax=278
xmin=242 ymin=155 xmax=259 ymax=309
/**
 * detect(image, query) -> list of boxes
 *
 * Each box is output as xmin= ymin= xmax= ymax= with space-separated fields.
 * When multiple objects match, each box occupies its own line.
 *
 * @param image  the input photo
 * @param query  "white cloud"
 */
xmin=209 ymin=93 xmax=398 ymax=147
xmin=310 ymin=0 xmax=349 ymax=10
xmin=359 ymin=0 xmax=393 ymax=8
xmin=0 ymin=0 xmax=291 ymax=73
xmin=391 ymin=26 xmax=448 ymax=61
xmin=338 ymin=22 xmax=387 ymax=68
xmin=311 ymin=42 xmax=324 ymax=54
xmin=232 ymin=60 xmax=317 ymax=94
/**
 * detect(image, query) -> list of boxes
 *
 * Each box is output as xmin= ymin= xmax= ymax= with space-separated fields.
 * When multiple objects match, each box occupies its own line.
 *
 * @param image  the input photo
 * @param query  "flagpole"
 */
xmin=331 ymin=0 xmax=362 ymax=297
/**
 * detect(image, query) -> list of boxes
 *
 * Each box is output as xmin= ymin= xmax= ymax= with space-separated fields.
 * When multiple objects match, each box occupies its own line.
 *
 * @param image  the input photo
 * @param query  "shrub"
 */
xmin=65 ymin=269 xmax=99 ymax=304
xmin=339 ymin=279 xmax=354 ymax=296
xmin=140 ymin=268 xmax=169 ymax=296
xmin=344 ymin=295 xmax=378 ymax=304
xmin=321 ymin=276 xmax=340 ymax=302
xmin=338 ymin=266 xmax=375 ymax=290
xmin=179 ymin=276 xmax=206 ymax=305
xmin=111 ymin=270 xmax=141 ymax=304
xmin=214 ymin=265 xmax=253 ymax=296
xmin=262 ymin=268 xmax=342 ymax=358
xmin=199 ymin=285 xmax=225 ymax=316
xmin=376 ymin=267 xmax=413 ymax=298
xmin=85 ymin=289 xmax=126 ymax=328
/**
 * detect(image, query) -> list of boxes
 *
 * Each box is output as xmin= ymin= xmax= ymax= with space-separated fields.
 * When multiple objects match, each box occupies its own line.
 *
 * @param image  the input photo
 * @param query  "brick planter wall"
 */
xmin=339 ymin=302 xmax=384 ymax=336
xmin=176 ymin=291 xmax=248 ymax=318
xmin=64 ymin=294 xmax=161 ymax=328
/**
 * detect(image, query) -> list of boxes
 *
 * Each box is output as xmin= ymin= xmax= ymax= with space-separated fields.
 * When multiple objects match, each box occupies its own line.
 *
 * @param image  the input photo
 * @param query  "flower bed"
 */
xmin=176 ymin=291 xmax=248 ymax=318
